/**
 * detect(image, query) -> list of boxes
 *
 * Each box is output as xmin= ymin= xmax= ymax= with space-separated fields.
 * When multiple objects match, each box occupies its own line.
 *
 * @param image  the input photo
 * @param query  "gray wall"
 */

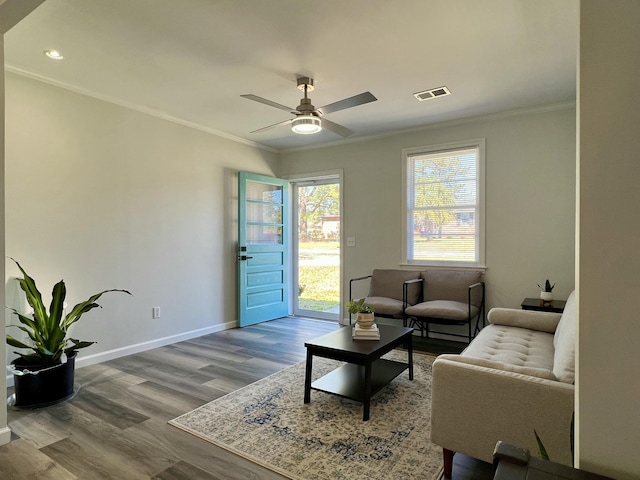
xmin=0 ymin=32 xmax=7 ymax=446
xmin=279 ymin=106 xmax=577 ymax=316
xmin=577 ymin=1 xmax=640 ymax=477
xmin=4 ymin=73 xmax=278 ymax=368
xmin=0 ymin=0 xmax=47 ymax=448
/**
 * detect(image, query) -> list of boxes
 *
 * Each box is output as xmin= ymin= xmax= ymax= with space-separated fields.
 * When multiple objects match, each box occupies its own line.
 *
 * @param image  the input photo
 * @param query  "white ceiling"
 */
xmin=4 ymin=0 xmax=578 ymax=151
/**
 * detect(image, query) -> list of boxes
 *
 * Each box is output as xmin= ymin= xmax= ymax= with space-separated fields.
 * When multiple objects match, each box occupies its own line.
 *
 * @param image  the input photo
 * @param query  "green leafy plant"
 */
xmin=534 ymin=412 xmax=574 ymax=463
xmin=537 ymin=279 xmax=555 ymax=292
xmin=6 ymin=258 xmax=131 ymax=366
xmin=534 ymin=429 xmax=550 ymax=460
xmin=345 ymin=298 xmax=375 ymax=315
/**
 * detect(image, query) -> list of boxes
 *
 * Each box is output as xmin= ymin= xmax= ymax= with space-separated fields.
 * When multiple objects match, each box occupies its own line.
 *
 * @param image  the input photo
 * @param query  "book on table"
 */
xmin=352 ymin=323 xmax=380 ymax=340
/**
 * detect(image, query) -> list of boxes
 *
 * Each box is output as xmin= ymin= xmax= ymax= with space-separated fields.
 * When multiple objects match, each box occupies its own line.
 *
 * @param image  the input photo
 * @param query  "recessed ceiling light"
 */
xmin=44 ymin=50 xmax=64 ymax=60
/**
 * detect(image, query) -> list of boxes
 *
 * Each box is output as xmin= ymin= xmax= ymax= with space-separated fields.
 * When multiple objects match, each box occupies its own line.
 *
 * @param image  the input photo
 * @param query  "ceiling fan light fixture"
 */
xmin=291 ymin=115 xmax=322 ymax=135
xmin=44 ymin=49 xmax=64 ymax=60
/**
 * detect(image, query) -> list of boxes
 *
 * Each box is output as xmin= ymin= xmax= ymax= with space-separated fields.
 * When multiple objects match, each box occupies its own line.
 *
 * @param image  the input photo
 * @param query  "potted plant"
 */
xmin=6 ymin=258 xmax=131 ymax=407
xmin=537 ymin=279 xmax=555 ymax=303
xmin=345 ymin=298 xmax=375 ymax=328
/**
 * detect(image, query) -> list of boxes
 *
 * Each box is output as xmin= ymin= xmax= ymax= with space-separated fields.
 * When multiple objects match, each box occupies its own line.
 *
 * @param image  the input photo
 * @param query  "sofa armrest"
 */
xmin=487 ymin=308 xmax=561 ymax=333
xmin=431 ymin=356 xmax=574 ymax=465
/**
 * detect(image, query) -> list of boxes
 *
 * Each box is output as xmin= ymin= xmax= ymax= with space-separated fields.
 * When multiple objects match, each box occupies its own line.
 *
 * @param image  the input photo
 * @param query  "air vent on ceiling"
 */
xmin=413 ymin=86 xmax=451 ymax=101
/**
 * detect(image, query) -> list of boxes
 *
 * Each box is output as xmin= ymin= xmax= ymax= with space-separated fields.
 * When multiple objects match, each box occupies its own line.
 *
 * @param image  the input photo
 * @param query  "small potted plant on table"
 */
xmin=6 ymin=258 xmax=131 ymax=408
xmin=537 ymin=279 xmax=555 ymax=304
xmin=345 ymin=298 xmax=375 ymax=328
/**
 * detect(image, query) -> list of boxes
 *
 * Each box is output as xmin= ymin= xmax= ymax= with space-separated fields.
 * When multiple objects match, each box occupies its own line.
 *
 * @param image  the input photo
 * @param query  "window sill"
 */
xmin=399 ymin=262 xmax=487 ymax=273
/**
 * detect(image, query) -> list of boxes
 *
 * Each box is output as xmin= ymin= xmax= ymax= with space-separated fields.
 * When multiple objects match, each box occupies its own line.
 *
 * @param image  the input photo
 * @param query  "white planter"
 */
xmin=540 ymin=291 xmax=554 ymax=303
xmin=356 ymin=312 xmax=375 ymax=328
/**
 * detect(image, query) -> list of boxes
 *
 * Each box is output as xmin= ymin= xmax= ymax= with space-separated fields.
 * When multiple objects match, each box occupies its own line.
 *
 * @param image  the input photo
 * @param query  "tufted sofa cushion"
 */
xmin=462 ymin=324 xmax=555 ymax=371
xmin=437 ymin=354 xmax=558 ymax=381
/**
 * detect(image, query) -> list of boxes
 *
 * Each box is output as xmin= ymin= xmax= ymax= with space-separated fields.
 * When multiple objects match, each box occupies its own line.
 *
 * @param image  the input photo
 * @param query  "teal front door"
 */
xmin=238 ymin=172 xmax=289 ymax=326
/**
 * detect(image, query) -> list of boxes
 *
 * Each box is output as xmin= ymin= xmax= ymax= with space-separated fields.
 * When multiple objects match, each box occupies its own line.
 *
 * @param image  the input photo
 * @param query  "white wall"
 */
xmin=577 ymin=1 xmax=640 ymax=478
xmin=4 ymin=73 xmax=278 ymax=368
xmin=0 ymin=33 xmax=8 ymax=446
xmin=279 ymin=106 xmax=576 ymax=316
xmin=0 ymin=0 xmax=47 ymax=449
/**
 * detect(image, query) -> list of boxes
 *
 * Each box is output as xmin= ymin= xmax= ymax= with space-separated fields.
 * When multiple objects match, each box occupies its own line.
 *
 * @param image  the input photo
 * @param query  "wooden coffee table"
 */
xmin=303 ymin=324 xmax=413 ymax=421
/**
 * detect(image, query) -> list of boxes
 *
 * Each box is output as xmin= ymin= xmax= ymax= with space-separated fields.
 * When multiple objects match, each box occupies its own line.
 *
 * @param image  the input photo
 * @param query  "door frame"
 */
xmin=286 ymin=170 xmax=343 ymax=322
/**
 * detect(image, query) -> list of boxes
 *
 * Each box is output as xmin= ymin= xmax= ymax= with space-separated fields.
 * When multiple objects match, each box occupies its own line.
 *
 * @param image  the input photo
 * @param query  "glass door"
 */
xmin=292 ymin=176 xmax=341 ymax=321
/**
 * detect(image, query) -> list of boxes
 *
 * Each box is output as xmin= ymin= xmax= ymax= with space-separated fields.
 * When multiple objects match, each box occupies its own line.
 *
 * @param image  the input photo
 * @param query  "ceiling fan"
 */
xmin=241 ymin=77 xmax=377 ymax=137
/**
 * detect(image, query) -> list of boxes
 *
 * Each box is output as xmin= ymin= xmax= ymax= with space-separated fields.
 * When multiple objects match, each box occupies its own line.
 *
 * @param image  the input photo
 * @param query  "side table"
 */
xmin=521 ymin=297 xmax=566 ymax=313
xmin=493 ymin=441 xmax=613 ymax=480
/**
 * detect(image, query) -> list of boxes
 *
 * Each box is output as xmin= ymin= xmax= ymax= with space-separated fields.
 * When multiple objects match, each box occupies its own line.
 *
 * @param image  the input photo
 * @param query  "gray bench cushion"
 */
xmin=405 ymin=300 xmax=479 ymax=321
xmin=364 ymin=296 xmax=406 ymax=316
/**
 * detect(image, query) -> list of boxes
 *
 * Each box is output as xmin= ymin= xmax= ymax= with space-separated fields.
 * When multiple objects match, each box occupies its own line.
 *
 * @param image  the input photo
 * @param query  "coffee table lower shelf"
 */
xmin=311 ymin=358 xmax=408 ymax=403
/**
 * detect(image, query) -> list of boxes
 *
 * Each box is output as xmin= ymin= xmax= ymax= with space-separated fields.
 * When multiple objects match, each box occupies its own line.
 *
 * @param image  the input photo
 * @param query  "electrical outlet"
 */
xmin=346 ymin=237 xmax=356 ymax=247
xmin=152 ymin=307 xmax=161 ymax=319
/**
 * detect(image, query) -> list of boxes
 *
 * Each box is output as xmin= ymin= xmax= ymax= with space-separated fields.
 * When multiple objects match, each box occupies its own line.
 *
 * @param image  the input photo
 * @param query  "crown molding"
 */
xmin=5 ymin=66 xmax=279 ymax=154
xmin=280 ymin=102 xmax=576 ymax=154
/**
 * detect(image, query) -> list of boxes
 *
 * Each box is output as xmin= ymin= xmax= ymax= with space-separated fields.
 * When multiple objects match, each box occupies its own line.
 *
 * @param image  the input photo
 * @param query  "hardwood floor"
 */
xmin=1 ymin=317 xmax=493 ymax=480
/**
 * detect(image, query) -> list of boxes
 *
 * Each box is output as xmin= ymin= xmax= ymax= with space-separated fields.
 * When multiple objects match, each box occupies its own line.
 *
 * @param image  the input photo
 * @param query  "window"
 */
xmin=403 ymin=139 xmax=485 ymax=267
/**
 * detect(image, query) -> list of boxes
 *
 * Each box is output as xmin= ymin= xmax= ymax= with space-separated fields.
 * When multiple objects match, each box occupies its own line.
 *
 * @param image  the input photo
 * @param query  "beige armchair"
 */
xmin=404 ymin=269 xmax=485 ymax=343
xmin=348 ymin=269 xmax=422 ymax=324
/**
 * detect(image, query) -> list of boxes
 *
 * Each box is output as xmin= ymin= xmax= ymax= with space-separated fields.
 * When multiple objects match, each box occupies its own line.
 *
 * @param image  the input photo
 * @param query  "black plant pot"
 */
xmin=11 ymin=352 xmax=77 ymax=408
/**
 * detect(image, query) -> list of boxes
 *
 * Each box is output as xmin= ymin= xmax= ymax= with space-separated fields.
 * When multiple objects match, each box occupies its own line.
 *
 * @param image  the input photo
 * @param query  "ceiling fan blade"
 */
xmin=320 ymin=118 xmax=354 ymax=137
xmin=317 ymin=91 xmax=377 ymax=116
xmin=241 ymin=94 xmax=296 ymax=113
xmin=249 ymin=118 xmax=292 ymax=134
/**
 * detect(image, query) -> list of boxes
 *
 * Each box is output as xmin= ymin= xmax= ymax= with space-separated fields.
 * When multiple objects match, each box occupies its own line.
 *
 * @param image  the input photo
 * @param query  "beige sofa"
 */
xmin=431 ymin=291 xmax=576 ymax=479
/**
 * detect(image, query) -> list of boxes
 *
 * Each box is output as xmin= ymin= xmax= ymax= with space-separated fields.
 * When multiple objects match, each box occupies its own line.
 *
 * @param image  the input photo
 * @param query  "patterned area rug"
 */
xmin=169 ymin=350 xmax=443 ymax=480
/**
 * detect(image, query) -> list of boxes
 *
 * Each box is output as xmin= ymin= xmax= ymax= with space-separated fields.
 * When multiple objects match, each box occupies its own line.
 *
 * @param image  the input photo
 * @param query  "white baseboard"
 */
xmin=0 ymin=427 xmax=11 ymax=446
xmin=6 ymin=320 xmax=236 ymax=387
